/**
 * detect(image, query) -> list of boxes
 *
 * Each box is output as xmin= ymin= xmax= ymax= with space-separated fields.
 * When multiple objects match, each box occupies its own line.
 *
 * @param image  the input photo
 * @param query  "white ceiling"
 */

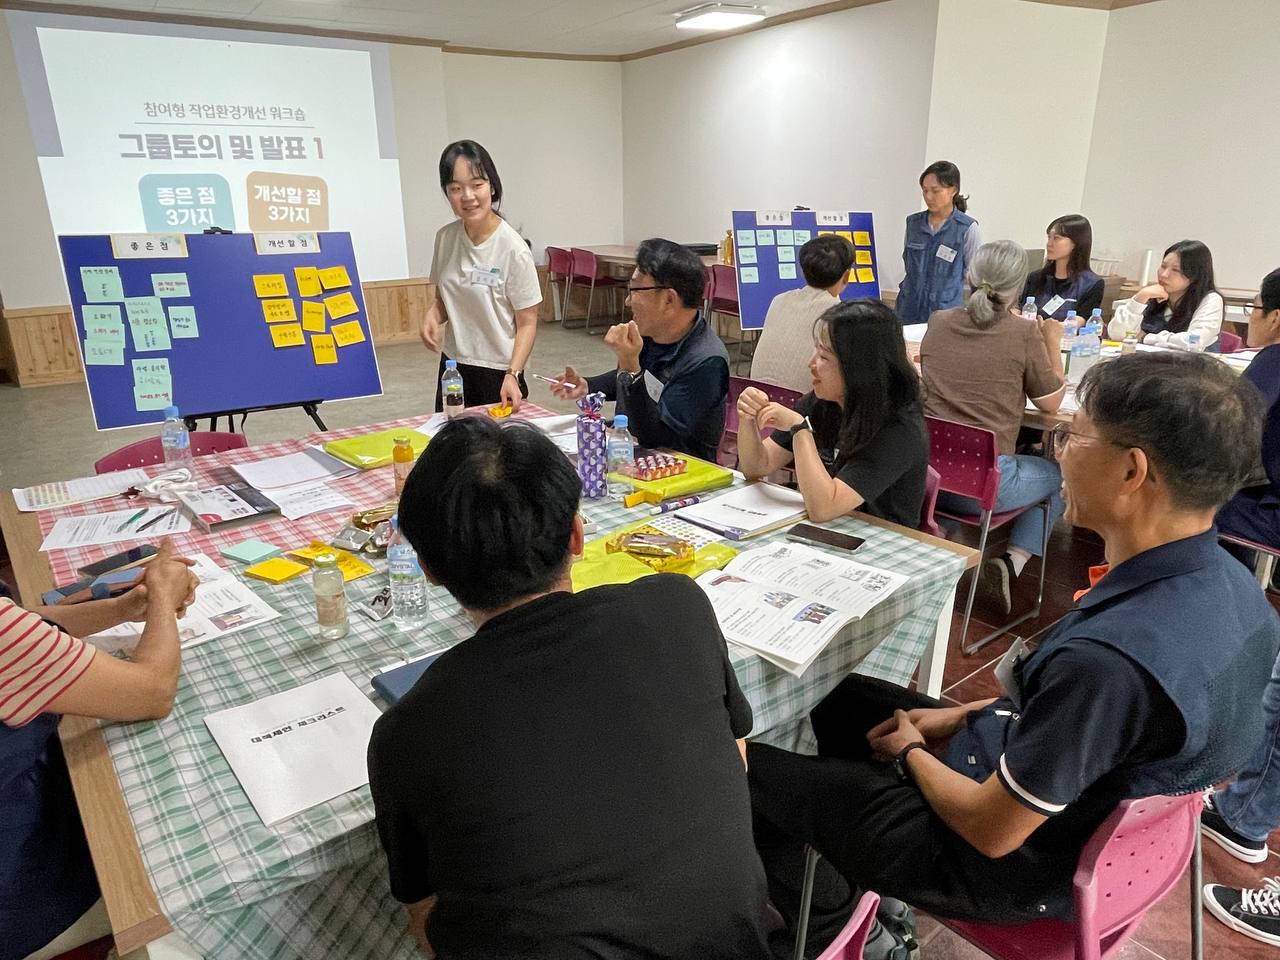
xmin=23 ymin=0 xmax=847 ymax=56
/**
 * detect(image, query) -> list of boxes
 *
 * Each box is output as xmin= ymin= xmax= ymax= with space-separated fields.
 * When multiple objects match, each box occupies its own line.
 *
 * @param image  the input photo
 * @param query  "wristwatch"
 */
xmin=617 ymin=368 xmax=642 ymax=387
xmin=789 ymin=416 xmax=813 ymax=438
xmin=505 ymin=368 xmax=523 ymax=379
xmin=893 ymin=741 xmax=929 ymax=784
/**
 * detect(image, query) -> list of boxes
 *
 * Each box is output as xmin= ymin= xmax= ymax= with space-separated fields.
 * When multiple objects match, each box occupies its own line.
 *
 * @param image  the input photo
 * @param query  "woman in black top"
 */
xmin=1022 ymin=214 xmax=1104 ymax=321
xmin=736 ymin=299 xmax=928 ymax=528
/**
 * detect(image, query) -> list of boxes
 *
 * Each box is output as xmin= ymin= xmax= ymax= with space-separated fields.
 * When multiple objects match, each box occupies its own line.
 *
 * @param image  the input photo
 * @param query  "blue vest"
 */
xmin=632 ymin=314 xmax=729 ymax=463
xmin=1025 ymin=268 xmax=1103 ymax=321
xmin=1 ymin=712 xmax=99 ymax=960
xmin=895 ymin=209 xmax=976 ymax=325
xmin=1020 ymin=530 xmax=1279 ymax=797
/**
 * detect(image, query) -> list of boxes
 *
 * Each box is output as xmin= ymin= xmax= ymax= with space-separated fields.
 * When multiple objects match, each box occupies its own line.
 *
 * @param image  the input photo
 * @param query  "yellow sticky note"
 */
xmin=311 ymin=334 xmax=337 ymax=365
xmin=330 ymin=319 xmax=366 ymax=347
xmin=836 ymin=231 xmax=852 ymax=243
xmin=856 ymin=250 xmax=873 ymax=265
xmin=295 ymin=266 xmax=322 ymax=297
xmin=817 ymin=230 xmax=832 ymax=237
xmin=849 ymin=269 xmax=858 ymax=283
xmin=253 ymin=274 xmax=288 ymax=298
xmin=270 ymin=323 xmax=304 ymax=348
xmin=857 ymin=267 xmax=876 ymax=283
xmin=324 ymin=291 xmax=359 ymax=320
xmin=317 ymin=265 xmax=351 ymax=290
xmin=853 ymin=231 xmax=872 ymax=247
xmin=301 ymin=300 xmax=327 ymax=332
xmin=262 ymin=298 xmax=297 ymax=323
xmin=244 ymin=557 xmax=309 ymax=584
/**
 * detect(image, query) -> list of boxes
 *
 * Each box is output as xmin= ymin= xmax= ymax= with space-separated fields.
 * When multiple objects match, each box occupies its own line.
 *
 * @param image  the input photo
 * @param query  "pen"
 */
xmin=116 ymin=508 xmax=148 ymax=532
xmin=532 ymin=373 xmax=570 ymax=387
xmin=135 ymin=508 xmax=176 ymax=533
xmin=650 ymin=496 xmax=703 ymax=515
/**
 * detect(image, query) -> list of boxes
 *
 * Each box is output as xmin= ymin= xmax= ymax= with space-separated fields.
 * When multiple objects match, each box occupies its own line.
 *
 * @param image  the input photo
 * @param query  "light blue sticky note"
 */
xmin=755 ymin=230 xmax=775 ymax=246
xmin=81 ymin=266 xmax=124 ymax=303
xmin=169 ymin=305 xmax=199 ymax=338
xmin=779 ymin=263 xmax=797 ymax=280
xmin=776 ymin=229 xmax=794 ymax=246
xmin=735 ymin=229 xmax=755 ymax=248
xmin=133 ymin=385 xmax=172 ymax=412
xmin=220 ymin=539 xmax=281 ymax=564
xmin=152 ymin=273 xmax=191 ymax=298
xmin=740 ymin=267 xmax=759 ymax=284
xmin=126 ymin=297 xmax=171 ymax=351
xmin=125 ymin=296 xmax=166 ymax=324
xmin=132 ymin=358 xmax=172 ymax=411
xmin=778 ymin=246 xmax=796 ymax=263
xmin=82 ymin=305 xmax=125 ymax=343
xmin=738 ymin=247 xmax=757 ymax=265
xmin=83 ymin=338 xmax=124 ymax=366
xmin=793 ymin=230 xmax=812 ymax=244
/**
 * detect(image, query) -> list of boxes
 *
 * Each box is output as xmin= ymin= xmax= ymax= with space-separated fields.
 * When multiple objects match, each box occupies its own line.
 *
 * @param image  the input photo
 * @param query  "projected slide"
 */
xmin=8 ymin=12 xmax=409 ymax=280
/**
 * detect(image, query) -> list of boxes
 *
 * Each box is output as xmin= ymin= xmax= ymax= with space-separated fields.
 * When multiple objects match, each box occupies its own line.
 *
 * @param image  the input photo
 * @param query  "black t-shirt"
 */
xmin=770 ymin=393 xmax=928 ymax=529
xmin=367 ymin=576 xmax=770 ymax=960
xmin=1021 ymin=270 xmax=1105 ymax=320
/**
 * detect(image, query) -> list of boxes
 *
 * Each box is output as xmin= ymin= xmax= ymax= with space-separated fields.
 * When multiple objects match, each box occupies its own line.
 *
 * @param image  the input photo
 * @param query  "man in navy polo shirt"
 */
xmin=748 ymin=351 xmax=1280 ymax=953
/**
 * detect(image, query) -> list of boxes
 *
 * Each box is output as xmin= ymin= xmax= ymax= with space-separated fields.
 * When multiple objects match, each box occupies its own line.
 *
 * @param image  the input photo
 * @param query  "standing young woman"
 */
xmin=894 ymin=161 xmax=982 ymax=325
xmin=1106 ymin=240 xmax=1224 ymax=350
xmin=419 ymin=140 xmax=541 ymax=412
xmin=736 ymin=299 xmax=928 ymax=528
xmin=1022 ymin=214 xmax=1104 ymax=320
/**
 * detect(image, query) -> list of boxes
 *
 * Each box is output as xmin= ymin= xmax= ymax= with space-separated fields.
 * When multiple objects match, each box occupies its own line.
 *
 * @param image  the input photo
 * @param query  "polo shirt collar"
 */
xmin=1075 ymin=527 xmax=1221 ymax=611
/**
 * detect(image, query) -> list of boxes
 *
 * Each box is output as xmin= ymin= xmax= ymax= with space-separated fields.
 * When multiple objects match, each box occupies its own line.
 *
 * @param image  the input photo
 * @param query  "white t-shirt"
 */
xmin=431 ymin=218 xmax=542 ymax=370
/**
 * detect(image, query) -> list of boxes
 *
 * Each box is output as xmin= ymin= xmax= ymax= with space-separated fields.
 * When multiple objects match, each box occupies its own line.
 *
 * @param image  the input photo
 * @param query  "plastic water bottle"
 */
xmin=387 ymin=517 xmax=428 ymax=629
xmin=441 ymin=361 xmax=464 ymax=418
xmin=1022 ymin=296 xmax=1037 ymax=321
xmin=606 ymin=414 xmax=635 ymax=502
xmin=1090 ymin=307 xmax=1104 ymax=327
xmin=1070 ymin=320 xmax=1103 ymax=384
xmin=1061 ymin=314 xmax=1080 ymax=377
xmin=1188 ymin=332 xmax=1204 ymax=353
xmin=160 ymin=405 xmax=194 ymax=471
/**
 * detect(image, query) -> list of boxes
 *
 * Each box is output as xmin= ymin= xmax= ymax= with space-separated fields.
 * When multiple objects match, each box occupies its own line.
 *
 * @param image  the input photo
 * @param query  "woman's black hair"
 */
xmin=814 ymin=299 xmax=920 ymax=459
xmin=1144 ymin=240 xmax=1217 ymax=334
xmin=919 ymin=160 xmax=968 ymax=214
xmin=1042 ymin=214 xmax=1093 ymax=279
xmin=438 ymin=140 xmax=503 ymax=212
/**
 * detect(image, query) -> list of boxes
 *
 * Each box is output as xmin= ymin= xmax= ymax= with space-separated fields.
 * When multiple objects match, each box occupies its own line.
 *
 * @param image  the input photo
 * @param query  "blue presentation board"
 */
xmin=57 ymin=231 xmax=383 ymax=430
xmin=730 ymin=210 xmax=882 ymax=330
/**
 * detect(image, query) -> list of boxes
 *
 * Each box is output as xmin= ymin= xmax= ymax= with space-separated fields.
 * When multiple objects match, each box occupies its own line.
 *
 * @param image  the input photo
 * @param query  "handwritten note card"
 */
xmin=151 ymin=273 xmax=191 ymax=298
xmin=301 ymin=300 xmax=326 ymax=332
xmin=323 ymin=291 xmax=358 ymax=320
xmin=262 ymin=299 xmax=297 ymax=323
xmin=270 ymin=323 xmax=305 ymax=348
xmin=330 ymin=320 xmax=365 ymax=347
xmin=295 ymin=267 xmax=322 ymax=298
xmin=82 ymin=305 xmax=125 ymax=343
xmin=169 ymin=305 xmax=199 ymax=338
xmin=311 ymin=334 xmax=337 ymax=365
xmin=317 ymin=265 xmax=351 ymax=290
xmin=81 ymin=266 xmax=124 ymax=303
xmin=253 ymin=274 xmax=288 ymax=298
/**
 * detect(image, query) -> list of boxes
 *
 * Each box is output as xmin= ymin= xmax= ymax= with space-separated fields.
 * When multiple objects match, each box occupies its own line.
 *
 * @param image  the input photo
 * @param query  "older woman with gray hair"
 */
xmin=919 ymin=240 xmax=1067 ymax=614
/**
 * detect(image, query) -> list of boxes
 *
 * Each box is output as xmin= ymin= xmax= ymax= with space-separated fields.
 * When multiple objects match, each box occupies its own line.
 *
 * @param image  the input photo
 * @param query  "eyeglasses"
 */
xmin=626 ymin=284 xmax=670 ymax=295
xmin=1049 ymin=423 xmax=1121 ymax=450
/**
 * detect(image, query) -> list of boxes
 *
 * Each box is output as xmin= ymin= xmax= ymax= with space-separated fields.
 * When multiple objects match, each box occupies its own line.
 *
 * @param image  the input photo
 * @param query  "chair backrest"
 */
xmin=815 ymin=891 xmax=880 ymax=960
xmin=710 ymin=263 xmax=740 ymax=313
xmin=722 ymin=376 xmax=804 ymax=440
xmin=94 ymin=431 xmax=248 ymax=474
xmin=920 ymin=465 xmax=944 ymax=538
xmin=546 ymin=246 xmax=572 ymax=279
xmin=1073 ymin=793 xmax=1200 ymax=956
xmin=569 ymin=247 xmax=602 ymax=283
xmin=924 ymin=416 xmax=1001 ymax=510
xmin=1219 ymin=329 xmax=1243 ymax=353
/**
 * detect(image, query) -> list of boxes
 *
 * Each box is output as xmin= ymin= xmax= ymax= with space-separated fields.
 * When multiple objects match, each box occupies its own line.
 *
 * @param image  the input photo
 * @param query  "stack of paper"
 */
xmin=40 ymin=506 xmax=191 ymax=551
xmin=14 ymin=468 xmax=150 ymax=512
xmin=231 ymin=448 xmax=356 ymax=490
xmin=678 ymin=483 xmax=807 ymax=540
xmin=527 ymin=414 xmax=579 ymax=455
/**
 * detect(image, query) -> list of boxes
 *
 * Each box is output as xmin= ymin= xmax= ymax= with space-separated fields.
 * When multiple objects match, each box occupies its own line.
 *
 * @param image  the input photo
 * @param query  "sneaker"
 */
xmin=876 ymin=897 xmax=919 ymax=955
xmin=1201 ymin=791 xmax=1269 ymax=864
xmin=1204 ymin=878 xmax=1280 ymax=947
xmin=980 ymin=555 xmax=1014 ymax=616
xmin=861 ymin=918 xmax=912 ymax=960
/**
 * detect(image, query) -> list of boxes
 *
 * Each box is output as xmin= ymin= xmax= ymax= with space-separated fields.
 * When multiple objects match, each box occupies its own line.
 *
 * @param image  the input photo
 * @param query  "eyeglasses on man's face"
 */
xmin=1050 ymin=423 xmax=1119 ymax=450
xmin=625 ymin=284 xmax=670 ymax=295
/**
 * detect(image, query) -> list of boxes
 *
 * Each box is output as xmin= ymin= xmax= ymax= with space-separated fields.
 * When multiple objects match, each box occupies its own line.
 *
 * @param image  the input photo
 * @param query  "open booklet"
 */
xmin=696 ymin=541 xmax=909 ymax=677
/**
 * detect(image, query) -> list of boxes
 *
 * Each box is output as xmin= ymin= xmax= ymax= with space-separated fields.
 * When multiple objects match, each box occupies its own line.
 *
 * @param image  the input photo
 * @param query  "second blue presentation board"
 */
xmin=730 ymin=210 xmax=881 ymax=330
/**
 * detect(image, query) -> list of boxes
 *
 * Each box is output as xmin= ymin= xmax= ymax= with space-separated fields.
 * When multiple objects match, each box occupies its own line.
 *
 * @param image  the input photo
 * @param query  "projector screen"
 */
xmin=8 ymin=11 xmax=409 ymax=281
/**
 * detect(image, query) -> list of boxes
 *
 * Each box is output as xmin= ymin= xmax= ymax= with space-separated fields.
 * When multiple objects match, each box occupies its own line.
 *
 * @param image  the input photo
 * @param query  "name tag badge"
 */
xmin=1041 ymin=295 xmax=1066 ymax=317
xmin=467 ymin=267 xmax=502 ymax=288
xmin=936 ymin=244 xmax=957 ymax=263
xmin=994 ymin=637 xmax=1030 ymax=709
xmin=643 ymin=370 xmax=665 ymax=403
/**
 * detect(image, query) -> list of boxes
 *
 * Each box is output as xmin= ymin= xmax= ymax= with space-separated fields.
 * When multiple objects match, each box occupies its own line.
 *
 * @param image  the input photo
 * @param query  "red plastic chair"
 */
xmin=1219 ymin=330 xmax=1243 ymax=353
xmin=1218 ymin=531 xmax=1280 ymax=588
xmin=546 ymin=246 xmax=572 ymax=325
xmin=710 ymin=264 xmax=756 ymax=374
xmin=926 ymin=416 xmax=1052 ymax=655
xmin=94 ymin=431 xmax=248 ymax=474
xmin=920 ymin=465 xmax=944 ymax=539
xmin=718 ymin=376 xmax=803 ymax=467
xmin=567 ymin=247 xmax=627 ymax=334
xmin=941 ymin=794 xmax=1205 ymax=960
xmin=814 ymin=891 xmax=881 ymax=960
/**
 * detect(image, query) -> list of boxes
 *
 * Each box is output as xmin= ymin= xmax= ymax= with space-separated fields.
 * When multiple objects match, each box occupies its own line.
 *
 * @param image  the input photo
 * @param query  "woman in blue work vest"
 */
xmin=1022 ymin=214 xmax=1105 ymax=321
xmin=894 ymin=161 xmax=982 ymax=325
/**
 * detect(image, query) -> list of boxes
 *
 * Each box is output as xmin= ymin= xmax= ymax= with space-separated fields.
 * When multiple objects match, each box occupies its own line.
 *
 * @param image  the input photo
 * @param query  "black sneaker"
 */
xmin=876 ymin=897 xmax=918 ymax=956
xmin=1204 ymin=878 xmax=1280 ymax=947
xmin=1201 ymin=791 xmax=1269 ymax=864
xmin=980 ymin=555 xmax=1015 ymax=616
xmin=861 ymin=918 xmax=912 ymax=960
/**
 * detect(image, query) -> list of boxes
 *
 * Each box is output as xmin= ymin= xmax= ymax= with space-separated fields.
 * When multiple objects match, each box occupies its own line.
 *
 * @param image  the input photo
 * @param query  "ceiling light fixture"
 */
xmin=674 ymin=3 xmax=766 ymax=31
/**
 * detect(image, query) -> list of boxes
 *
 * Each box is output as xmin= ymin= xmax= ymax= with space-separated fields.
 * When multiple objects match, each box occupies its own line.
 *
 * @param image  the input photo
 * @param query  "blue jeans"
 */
xmin=1215 ymin=648 xmax=1280 ymax=842
xmin=937 ymin=454 xmax=1064 ymax=558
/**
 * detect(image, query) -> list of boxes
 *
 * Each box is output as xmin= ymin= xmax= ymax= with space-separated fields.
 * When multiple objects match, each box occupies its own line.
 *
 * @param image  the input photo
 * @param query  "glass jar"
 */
xmin=312 ymin=552 xmax=348 ymax=640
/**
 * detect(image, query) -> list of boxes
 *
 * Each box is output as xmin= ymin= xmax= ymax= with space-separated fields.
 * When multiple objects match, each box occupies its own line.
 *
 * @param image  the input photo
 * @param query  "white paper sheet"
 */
xmin=204 ymin=674 xmax=382 ymax=826
xmin=678 ymin=483 xmax=807 ymax=539
xmin=262 ymin=482 xmax=356 ymax=521
xmin=231 ymin=448 xmax=356 ymax=490
xmin=39 ymin=506 xmax=191 ymax=551
xmin=14 ymin=468 xmax=149 ymax=512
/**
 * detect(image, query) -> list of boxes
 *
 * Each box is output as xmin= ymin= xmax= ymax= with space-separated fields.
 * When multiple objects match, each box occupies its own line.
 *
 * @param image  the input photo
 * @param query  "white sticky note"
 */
xmin=736 ymin=230 xmax=755 ymax=248
xmin=776 ymin=229 xmax=795 ymax=247
xmin=778 ymin=246 xmax=796 ymax=263
xmin=738 ymin=247 xmax=757 ymax=265
xmin=740 ymin=267 xmax=759 ymax=283
xmin=778 ymin=263 xmax=797 ymax=280
xmin=793 ymin=230 xmax=811 ymax=244
xmin=755 ymin=230 xmax=775 ymax=246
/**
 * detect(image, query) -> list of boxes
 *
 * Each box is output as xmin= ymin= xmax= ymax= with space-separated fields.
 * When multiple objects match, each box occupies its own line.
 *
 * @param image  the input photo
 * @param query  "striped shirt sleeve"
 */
xmin=0 ymin=598 xmax=96 ymax=727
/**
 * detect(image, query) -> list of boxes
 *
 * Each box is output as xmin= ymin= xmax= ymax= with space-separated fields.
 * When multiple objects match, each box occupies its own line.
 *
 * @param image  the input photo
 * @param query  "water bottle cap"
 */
xmin=1091 ymin=308 xmax=1103 ymax=317
xmin=614 ymin=414 xmax=629 ymax=429
xmin=1024 ymin=297 xmax=1036 ymax=304
xmin=163 ymin=405 xmax=180 ymax=418
xmin=444 ymin=360 xmax=457 ymax=370
xmin=1066 ymin=310 xmax=1077 ymax=318
xmin=389 ymin=516 xmax=399 ymax=531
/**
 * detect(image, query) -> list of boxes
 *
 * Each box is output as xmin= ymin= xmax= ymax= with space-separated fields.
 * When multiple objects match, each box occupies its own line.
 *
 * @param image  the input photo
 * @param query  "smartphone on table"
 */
xmin=785 ymin=523 xmax=866 ymax=553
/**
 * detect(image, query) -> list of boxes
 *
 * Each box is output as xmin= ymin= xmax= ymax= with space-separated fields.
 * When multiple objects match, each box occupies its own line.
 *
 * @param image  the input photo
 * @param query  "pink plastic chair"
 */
xmin=926 ymin=416 xmax=1052 ymax=655
xmin=94 ymin=431 xmax=248 ymax=474
xmin=546 ymin=246 xmax=573 ymax=325
xmin=710 ymin=264 xmax=757 ymax=373
xmin=1218 ymin=531 xmax=1280 ymax=588
xmin=941 ymin=794 xmax=1205 ymax=960
xmin=718 ymin=376 xmax=803 ymax=467
xmin=1219 ymin=330 xmax=1243 ymax=353
xmin=567 ymin=247 xmax=627 ymax=333
xmin=920 ymin=465 xmax=944 ymax=539
xmin=815 ymin=891 xmax=881 ymax=960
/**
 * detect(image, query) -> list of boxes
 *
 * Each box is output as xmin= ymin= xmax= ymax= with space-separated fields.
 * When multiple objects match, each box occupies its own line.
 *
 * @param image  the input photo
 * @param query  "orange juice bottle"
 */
xmin=392 ymin=436 xmax=414 ymax=496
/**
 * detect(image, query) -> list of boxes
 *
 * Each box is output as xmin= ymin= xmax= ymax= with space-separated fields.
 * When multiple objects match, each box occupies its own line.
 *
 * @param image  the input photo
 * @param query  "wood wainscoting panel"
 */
xmin=0 ymin=305 xmax=83 ymax=386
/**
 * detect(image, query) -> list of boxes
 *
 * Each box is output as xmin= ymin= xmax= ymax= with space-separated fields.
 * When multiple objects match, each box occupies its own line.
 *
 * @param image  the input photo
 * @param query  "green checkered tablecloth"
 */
xmin=95 ymin=461 xmax=965 ymax=958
